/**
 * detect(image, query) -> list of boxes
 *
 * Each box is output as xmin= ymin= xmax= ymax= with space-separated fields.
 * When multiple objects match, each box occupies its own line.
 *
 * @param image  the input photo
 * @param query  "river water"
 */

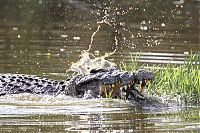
xmin=0 ymin=0 xmax=199 ymax=132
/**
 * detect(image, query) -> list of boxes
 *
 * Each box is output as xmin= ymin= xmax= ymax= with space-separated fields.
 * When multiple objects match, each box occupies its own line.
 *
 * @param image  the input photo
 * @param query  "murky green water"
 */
xmin=0 ymin=0 xmax=199 ymax=132
xmin=0 ymin=94 xmax=199 ymax=132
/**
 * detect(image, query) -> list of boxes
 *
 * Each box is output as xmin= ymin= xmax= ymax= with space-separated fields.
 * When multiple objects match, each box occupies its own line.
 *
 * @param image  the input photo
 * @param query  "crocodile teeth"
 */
xmin=109 ymin=84 xmax=112 ymax=88
xmin=111 ymin=84 xmax=115 ymax=88
xmin=139 ymin=80 xmax=143 ymax=85
xmin=124 ymin=85 xmax=128 ymax=90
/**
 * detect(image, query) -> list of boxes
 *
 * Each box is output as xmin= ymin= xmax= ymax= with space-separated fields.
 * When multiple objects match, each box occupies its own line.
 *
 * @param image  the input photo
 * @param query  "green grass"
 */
xmin=121 ymin=53 xmax=200 ymax=103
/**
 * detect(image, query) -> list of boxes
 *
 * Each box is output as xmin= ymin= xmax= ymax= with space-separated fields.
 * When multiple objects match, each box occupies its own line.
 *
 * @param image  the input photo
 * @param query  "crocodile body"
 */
xmin=0 ymin=68 xmax=154 ymax=102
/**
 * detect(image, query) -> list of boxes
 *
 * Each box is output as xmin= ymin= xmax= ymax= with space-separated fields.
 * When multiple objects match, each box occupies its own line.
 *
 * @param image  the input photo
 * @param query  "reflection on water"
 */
xmin=0 ymin=94 xmax=199 ymax=132
xmin=0 ymin=0 xmax=199 ymax=132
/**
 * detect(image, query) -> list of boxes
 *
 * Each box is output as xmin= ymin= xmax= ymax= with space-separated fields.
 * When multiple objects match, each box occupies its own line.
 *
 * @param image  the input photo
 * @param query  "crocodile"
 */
xmin=0 ymin=68 xmax=154 ymax=103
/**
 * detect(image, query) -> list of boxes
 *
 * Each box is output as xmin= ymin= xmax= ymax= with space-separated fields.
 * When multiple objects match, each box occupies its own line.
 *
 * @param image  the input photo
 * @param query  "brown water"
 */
xmin=0 ymin=0 xmax=199 ymax=132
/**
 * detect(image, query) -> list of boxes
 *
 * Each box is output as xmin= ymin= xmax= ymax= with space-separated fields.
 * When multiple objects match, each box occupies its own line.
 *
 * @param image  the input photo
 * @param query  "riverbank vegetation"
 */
xmin=121 ymin=53 xmax=200 ymax=104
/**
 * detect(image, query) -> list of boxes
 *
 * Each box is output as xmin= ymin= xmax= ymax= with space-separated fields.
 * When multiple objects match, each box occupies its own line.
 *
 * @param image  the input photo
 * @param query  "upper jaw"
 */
xmin=100 ymin=68 xmax=154 ymax=86
xmin=134 ymin=69 xmax=154 ymax=83
xmin=99 ymin=69 xmax=153 ymax=100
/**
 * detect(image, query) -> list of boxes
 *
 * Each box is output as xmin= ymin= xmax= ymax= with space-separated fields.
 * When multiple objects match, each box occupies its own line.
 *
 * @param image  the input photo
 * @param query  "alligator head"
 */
xmin=64 ymin=68 xmax=154 ymax=101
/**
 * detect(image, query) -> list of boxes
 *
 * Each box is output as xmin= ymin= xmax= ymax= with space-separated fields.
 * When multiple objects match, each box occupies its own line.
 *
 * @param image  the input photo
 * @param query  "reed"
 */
xmin=121 ymin=53 xmax=200 ymax=103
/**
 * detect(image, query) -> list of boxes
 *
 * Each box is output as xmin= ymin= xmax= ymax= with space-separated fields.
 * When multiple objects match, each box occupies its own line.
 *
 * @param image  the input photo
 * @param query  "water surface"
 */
xmin=0 ymin=0 xmax=199 ymax=132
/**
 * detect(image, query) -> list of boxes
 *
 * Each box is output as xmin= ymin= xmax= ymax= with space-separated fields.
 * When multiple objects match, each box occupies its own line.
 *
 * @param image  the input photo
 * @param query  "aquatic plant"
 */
xmin=121 ymin=53 xmax=200 ymax=104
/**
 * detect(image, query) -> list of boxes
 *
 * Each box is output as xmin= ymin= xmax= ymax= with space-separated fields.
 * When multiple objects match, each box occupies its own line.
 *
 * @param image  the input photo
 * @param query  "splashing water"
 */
xmin=68 ymin=50 xmax=116 ymax=75
xmin=67 ymin=23 xmax=117 ymax=75
xmin=0 ymin=93 xmax=131 ymax=115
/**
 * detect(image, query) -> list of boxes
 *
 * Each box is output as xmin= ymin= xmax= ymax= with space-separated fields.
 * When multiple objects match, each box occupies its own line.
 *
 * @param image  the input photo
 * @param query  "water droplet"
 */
xmin=61 ymin=35 xmax=68 ymax=38
xmin=73 ymin=36 xmax=81 ymax=40
xmin=60 ymin=48 xmax=64 ymax=52
xmin=141 ymin=21 xmax=146 ymax=24
xmin=143 ymin=26 xmax=148 ymax=31
xmin=184 ymin=51 xmax=189 ymax=55
xmin=94 ymin=50 xmax=100 ymax=56
xmin=58 ymin=3 xmax=61 ymax=7
xmin=38 ymin=0 xmax=42 ymax=4
xmin=140 ymin=26 xmax=148 ymax=31
xmin=13 ymin=27 xmax=18 ymax=31
xmin=161 ymin=23 xmax=166 ymax=27
xmin=17 ymin=35 xmax=21 ymax=38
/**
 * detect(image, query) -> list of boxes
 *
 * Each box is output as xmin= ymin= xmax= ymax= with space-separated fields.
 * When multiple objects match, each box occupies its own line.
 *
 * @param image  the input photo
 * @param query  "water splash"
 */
xmin=67 ymin=21 xmax=118 ymax=75
xmin=0 ymin=93 xmax=131 ymax=115
xmin=68 ymin=50 xmax=116 ymax=75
